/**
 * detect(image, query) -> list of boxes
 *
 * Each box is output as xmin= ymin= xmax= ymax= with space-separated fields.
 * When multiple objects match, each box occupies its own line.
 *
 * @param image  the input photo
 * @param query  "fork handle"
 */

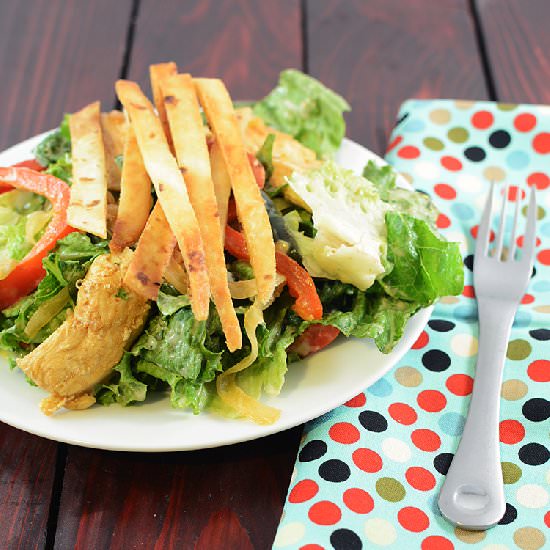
xmin=438 ymin=298 xmax=515 ymax=530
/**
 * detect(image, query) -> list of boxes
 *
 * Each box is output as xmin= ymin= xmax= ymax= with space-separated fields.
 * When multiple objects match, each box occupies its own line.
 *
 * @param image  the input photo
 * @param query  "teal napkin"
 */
xmin=274 ymin=100 xmax=549 ymax=550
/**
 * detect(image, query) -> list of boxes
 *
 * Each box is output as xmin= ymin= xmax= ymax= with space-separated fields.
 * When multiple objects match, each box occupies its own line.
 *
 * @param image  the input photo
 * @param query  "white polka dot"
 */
xmin=537 ymin=105 xmax=550 ymax=116
xmin=451 ymin=333 xmax=479 ymax=357
xmin=414 ymin=161 xmax=440 ymax=180
xmin=445 ymin=231 xmax=469 ymax=255
xmin=381 ymin=437 xmax=411 ymax=463
xmin=364 ymin=518 xmax=397 ymax=546
xmin=474 ymin=193 xmax=488 ymax=210
xmin=482 ymin=544 xmax=510 ymax=550
xmin=516 ymin=484 xmax=549 ymax=508
xmin=290 ymin=467 xmax=297 ymax=485
xmin=273 ymin=521 xmax=305 ymax=547
xmin=456 ymin=173 xmax=484 ymax=193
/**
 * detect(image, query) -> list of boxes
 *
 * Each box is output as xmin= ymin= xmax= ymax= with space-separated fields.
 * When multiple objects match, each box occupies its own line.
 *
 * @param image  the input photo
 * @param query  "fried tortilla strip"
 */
xmin=124 ymin=202 xmax=176 ymax=299
xmin=116 ymin=80 xmax=210 ymax=320
xmin=150 ymin=62 xmax=177 ymax=147
xmin=163 ymin=248 xmax=188 ymax=295
xmin=210 ymin=141 xmax=232 ymax=234
xmin=110 ymin=124 xmax=153 ymax=252
xmin=195 ymin=79 xmax=276 ymax=306
xmin=163 ymin=73 xmax=241 ymax=351
xmin=67 ymin=101 xmax=108 ymax=238
xmin=100 ymin=110 xmax=127 ymax=190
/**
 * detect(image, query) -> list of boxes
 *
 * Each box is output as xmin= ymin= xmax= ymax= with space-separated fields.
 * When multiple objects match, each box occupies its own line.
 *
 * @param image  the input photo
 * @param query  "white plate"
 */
xmin=0 ymin=133 xmax=432 ymax=452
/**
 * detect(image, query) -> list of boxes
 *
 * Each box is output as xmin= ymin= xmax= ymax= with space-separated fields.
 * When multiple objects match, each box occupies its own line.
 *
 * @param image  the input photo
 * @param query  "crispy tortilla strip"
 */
xmin=163 ymin=248 xmax=189 ymax=295
xmin=150 ymin=62 xmax=177 ymax=146
xmin=100 ymin=110 xmax=127 ymax=190
xmin=195 ymin=79 xmax=276 ymax=306
xmin=67 ymin=101 xmax=108 ymax=238
xmin=124 ymin=202 xmax=176 ymax=299
xmin=110 ymin=124 xmax=153 ymax=252
xmin=116 ymin=79 xmax=210 ymax=320
xmin=210 ymin=140 xmax=232 ymax=234
xmin=163 ymin=73 xmax=241 ymax=351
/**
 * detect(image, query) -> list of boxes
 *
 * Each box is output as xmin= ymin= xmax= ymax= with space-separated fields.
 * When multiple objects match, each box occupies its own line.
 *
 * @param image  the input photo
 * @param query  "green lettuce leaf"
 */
xmin=34 ymin=115 xmax=72 ymax=184
xmin=256 ymin=133 xmax=275 ymax=181
xmin=253 ymin=69 xmax=350 ymax=158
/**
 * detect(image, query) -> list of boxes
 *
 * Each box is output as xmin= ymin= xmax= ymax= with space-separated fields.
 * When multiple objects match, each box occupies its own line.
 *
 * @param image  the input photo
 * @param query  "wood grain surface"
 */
xmin=306 ymin=0 xmax=489 ymax=154
xmin=0 ymin=0 xmax=133 ymax=150
xmin=475 ymin=0 xmax=550 ymax=104
xmin=128 ymin=0 xmax=302 ymax=99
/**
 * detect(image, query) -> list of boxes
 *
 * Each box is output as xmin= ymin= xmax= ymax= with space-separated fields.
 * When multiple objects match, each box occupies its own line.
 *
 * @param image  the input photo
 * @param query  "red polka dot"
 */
xmin=386 ymin=135 xmax=403 ymax=153
xmin=308 ymin=501 xmax=341 ymax=525
xmin=388 ymin=403 xmax=418 ymax=425
xmin=507 ymin=185 xmax=526 ymax=202
xmin=405 ymin=467 xmax=436 ymax=491
xmin=398 ymin=506 xmax=430 ymax=532
xmin=544 ymin=510 xmax=550 ymax=528
xmin=329 ymin=422 xmax=360 ymax=444
xmin=440 ymin=156 xmax=462 ymax=171
xmin=471 ymin=110 xmax=494 ymax=130
xmin=397 ymin=145 xmax=420 ymax=159
xmin=411 ymin=429 xmax=441 ymax=452
xmin=422 ymin=536 xmax=454 ymax=550
xmin=345 ymin=392 xmax=366 ymax=407
xmin=434 ymin=183 xmax=457 ymax=200
xmin=417 ymin=390 xmax=447 ymax=412
xmin=462 ymin=285 xmax=475 ymax=298
xmin=436 ymin=213 xmax=451 ymax=229
xmin=537 ymin=249 xmax=550 ymax=266
xmin=499 ymin=419 xmax=525 ymax=444
xmin=527 ymin=172 xmax=550 ymax=190
xmin=528 ymin=359 xmax=550 ymax=382
xmin=533 ymin=132 xmax=550 ymax=154
xmin=521 ymin=293 xmax=535 ymax=305
xmin=446 ymin=374 xmax=474 ymax=396
xmin=517 ymin=235 xmax=542 ymax=248
xmin=352 ymin=448 xmax=383 ymax=473
xmin=343 ymin=488 xmax=374 ymax=514
xmin=288 ymin=479 xmax=319 ymax=503
xmin=300 ymin=545 xmax=324 ymax=550
xmin=412 ymin=331 xmax=429 ymax=349
xmin=514 ymin=113 xmax=537 ymax=132
xmin=471 ymin=225 xmax=495 ymax=241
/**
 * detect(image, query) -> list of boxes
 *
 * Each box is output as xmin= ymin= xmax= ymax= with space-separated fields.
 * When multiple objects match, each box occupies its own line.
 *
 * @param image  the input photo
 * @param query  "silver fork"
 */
xmin=438 ymin=183 xmax=537 ymax=531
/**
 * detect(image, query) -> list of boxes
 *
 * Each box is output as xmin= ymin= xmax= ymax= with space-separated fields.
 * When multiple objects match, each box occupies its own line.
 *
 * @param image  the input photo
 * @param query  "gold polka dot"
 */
xmin=501 ymin=379 xmax=528 ymax=401
xmin=440 ymin=296 xmax=460 ymax=304
xmin=394 ymin=366 xmax=422 ymax=387
xmin=455 ymin=527 xmax=486 ymax=543
xmin=507 ymin=339 xmax=532 ymax=360
xmin=513 ymin=527 xmax=546 ymax=550
xmin=483 ymin=166 xmax=506 ymax=182
xmin=429 ymin=109 xmax=451 ymax=124
xmin=455 ymin=100 xmax=475 ymax=110
xmin=497 ymin=102 xmax=518 ymax=111
xmin=400 ymin=172 xmax=414 ymax=185
xmin=501 ymin=461 xmax=522 ymax=484
xmin=534 ymin=305 xmax=550 ymax=313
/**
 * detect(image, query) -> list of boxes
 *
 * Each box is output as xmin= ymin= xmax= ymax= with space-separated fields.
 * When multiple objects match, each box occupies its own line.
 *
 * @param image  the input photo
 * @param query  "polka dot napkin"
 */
xmin=274 ymin=99 xmax=549 ymax=550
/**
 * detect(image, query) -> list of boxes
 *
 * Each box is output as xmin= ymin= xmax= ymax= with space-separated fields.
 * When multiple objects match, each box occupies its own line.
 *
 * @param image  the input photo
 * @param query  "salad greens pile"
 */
xmin=0 ymin=69 xmax=464 ymax=416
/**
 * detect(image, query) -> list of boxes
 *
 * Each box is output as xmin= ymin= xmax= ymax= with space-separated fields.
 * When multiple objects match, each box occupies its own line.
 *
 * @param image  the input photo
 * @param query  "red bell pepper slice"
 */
xmin=224 ymin=225 xmax=323 ymax=320
xmin=290 ymin=325 xmax=340 ymax=357
xmin=0 ymin=159 xmax=45 ymax=194
xmin=0 ymin=167 xmax=76 ymax=310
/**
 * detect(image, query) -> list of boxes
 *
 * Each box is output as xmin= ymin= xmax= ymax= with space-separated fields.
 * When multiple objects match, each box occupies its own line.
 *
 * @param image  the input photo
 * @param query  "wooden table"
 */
xmin=1 ymin=1 xmax=548 ymax=548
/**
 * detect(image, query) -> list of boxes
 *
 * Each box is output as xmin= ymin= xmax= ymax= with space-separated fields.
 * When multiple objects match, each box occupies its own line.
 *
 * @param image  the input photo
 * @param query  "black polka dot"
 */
xmin=422 ymin=349 xmax=451 ymax=372
xmin=522 ymin=398 xmax=550 ymax=422
xmin=428 ymin=319 xmax=456 ymax=332
xmin=464 ymin=146 xmax=486 ymax=162
xmin=498 ymin=503 xmax=517 ymax=525
xmin=489 ymin=130 xmax=511 ymax=149
xmin=319 ymin=459 xmax=351 ymax=482
xmin=330 ymin=528 xmax=363 ymax=550
xmin=434 ymin=453 xmax=454 ymax=475
xmin=530 ymin=328 xmax=550 ymax=341
xmin=464 ymin=254 xmax=474 ymax=271
xmin=299 ymin=440 xmax=327 ymax=462
xmin=518 ymin=442 xmax=550 ymax=466
xmin=359 ymin=410 xmax=387 ymax=432
xmin=531 ymin=265 xmax=537 ymax=278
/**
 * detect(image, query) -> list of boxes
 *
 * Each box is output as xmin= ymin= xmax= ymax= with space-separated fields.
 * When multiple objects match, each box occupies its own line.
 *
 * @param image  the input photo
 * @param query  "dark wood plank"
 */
xmin=54 ymin=2 xmax=303 ymax=548
xmin=128 ymin=0 xmax=301 ymax=98
xmin=0 ymin=425 xmax=58 ymax=550
xmin=54 ymin=428 xmax=302 ymax=549
xmin=475 ymin=0 xmax=550 ymax=104
xmin=0 ymin=0 xmax=134 ymax=150
xmin=306 ymin=0 xmax=489 ymax=154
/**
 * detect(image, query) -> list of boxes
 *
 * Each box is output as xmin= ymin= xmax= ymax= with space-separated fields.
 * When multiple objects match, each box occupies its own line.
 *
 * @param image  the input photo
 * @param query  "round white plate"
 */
xmin=0 ymin=133 xmax=431 ymax=452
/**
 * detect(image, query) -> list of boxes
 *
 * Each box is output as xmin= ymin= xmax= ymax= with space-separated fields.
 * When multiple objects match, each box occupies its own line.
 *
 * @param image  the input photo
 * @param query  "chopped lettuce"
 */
xmin=34 ymin=115 xmax=72 ymax=184
xmin=253 ymin=69 xmax=350 ymax=158
xmin=256 ymin=133 xmax=276 ymax=181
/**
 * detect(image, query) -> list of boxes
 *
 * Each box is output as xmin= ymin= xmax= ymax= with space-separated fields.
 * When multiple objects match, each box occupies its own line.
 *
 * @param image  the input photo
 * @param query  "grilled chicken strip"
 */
xmin=18 ymin=249 xmax=149 ymax=415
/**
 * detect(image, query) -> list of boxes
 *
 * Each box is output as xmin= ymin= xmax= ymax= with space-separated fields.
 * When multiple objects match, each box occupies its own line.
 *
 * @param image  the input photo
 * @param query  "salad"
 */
xmin=0 ymin=65 xmax=463 ymax=424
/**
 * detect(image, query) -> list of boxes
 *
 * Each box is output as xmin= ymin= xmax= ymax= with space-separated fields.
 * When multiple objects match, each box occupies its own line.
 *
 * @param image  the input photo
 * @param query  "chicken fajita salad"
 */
xmin=0 ymin=65 xmax=464 ymax=424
